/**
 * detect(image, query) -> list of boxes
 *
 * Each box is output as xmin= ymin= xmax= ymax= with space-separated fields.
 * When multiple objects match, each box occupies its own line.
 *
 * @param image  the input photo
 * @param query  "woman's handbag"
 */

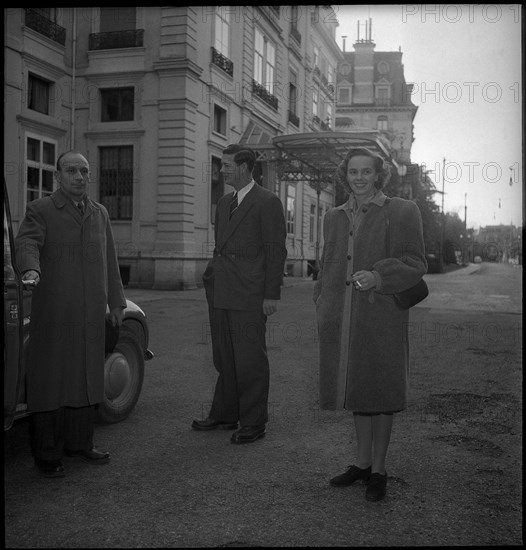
xmin=385 ymin=199 xmax=429 ymax=310
xmin=393 ymin=278 xmax=429 ymax=309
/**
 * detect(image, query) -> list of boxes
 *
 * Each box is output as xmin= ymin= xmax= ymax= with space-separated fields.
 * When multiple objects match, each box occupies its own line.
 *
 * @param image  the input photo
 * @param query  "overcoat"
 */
xmin=313 ymin=192 xmax=427 ymax=412
xmin=15 ymin=189 xmax=126 ymax=412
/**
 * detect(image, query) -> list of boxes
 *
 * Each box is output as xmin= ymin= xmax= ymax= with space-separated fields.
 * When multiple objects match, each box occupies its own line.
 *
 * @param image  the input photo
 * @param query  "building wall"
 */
xmin=4 ymin=7 xmax=343 ymax=287
xmin=335 ymin=40 xmax=418 ymax=167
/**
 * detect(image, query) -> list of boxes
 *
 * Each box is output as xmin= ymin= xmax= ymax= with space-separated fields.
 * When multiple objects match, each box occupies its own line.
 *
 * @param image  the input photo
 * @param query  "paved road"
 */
xmin=4 ymin=262 xmax=522 ymax=547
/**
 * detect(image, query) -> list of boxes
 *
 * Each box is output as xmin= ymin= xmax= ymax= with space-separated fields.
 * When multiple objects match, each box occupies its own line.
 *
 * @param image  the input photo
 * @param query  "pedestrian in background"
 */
xmin=192 ymin=144 xmax=287 ymax=444
xmin=15 ymin=150 xmax=126 ymax=478
xmin=313 ymin=147 xmax=427 ymax=501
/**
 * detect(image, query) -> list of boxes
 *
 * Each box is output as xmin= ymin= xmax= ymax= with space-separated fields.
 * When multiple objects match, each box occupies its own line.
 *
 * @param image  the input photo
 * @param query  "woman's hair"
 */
xmin=336 ymin=147 xmax=391 ymax=190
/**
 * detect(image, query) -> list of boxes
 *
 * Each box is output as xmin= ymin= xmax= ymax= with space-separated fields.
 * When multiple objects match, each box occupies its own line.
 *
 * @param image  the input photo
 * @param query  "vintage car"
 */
xmin=4 ymin=181 xmax=153 ymax=430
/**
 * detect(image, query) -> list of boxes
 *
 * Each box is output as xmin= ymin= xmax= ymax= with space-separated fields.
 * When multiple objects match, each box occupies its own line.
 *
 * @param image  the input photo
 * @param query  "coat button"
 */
xmin=362 ymin=207 xmax=368 ymax=213
xmin=346 ymin=281 xmax=351 ymax=286
xmin=347 ymin=255 xmax=351 ymax=260
xmin=349 ymin=230 xmax=353 ymax=236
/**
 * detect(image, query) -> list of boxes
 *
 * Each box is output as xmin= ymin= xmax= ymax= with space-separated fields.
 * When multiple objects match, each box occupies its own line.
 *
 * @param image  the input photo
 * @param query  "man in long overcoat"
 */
xmin=15 ymin=150 xmax=126 ymax=477
xmin=192 ymin=144 xmax=287 ymax=444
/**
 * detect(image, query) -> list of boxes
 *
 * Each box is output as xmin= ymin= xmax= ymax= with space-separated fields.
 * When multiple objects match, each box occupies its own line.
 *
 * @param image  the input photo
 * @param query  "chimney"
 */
xmin=353 ymin=19 xmax=375 ymax=104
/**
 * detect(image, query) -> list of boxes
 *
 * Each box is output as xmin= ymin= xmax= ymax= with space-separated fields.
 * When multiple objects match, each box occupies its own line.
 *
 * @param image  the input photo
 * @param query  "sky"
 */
xmin=333 ymin=4 xmax=523 ymax=229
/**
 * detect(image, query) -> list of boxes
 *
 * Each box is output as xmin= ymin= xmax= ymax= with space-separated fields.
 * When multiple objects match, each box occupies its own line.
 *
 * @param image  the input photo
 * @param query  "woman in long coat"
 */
xmin=313 ymin=147 xmax=427 ymax=501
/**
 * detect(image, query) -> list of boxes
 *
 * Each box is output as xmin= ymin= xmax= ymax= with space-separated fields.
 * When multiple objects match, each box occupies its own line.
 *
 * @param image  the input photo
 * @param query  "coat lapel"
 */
xmin=216 ymin=186 xmax=258 ymax=251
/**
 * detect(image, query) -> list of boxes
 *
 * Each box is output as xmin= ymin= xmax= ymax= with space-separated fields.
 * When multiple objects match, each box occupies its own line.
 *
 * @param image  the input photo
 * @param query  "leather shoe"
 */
xmin=192 ymin=418 xmax=238 ymax=431
xmin=230 ymin=425 xmax=265 ymax=444
xmin=35 ymin=458 xmax=65 ymax=478
xmin=365 ymin=472 xmax=387 ymax=501
xmin=64 ymin=448 xmax=110 ymax=464
xmin=329 ymin=464 xmax=371 ymax=487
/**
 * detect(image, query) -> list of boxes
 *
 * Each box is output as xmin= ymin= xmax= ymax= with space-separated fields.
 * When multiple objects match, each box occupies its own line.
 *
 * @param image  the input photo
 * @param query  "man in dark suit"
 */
xmin=192 ymin=144 xmax=287 ymax=443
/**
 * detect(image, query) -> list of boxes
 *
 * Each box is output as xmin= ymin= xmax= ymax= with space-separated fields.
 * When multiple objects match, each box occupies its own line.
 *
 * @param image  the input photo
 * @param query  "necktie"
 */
xmin=229 ymin=192 xmax=238 ymax=219
xmin=77 ymin=201 xmax=84 ymax=216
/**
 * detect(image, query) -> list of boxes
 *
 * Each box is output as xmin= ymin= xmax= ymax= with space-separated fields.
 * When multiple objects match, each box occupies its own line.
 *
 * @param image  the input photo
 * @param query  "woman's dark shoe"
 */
xmin=365 ymin=472 xmax=387 ymax=501
xmin=329 ymin=465 xmax=371 ymax=487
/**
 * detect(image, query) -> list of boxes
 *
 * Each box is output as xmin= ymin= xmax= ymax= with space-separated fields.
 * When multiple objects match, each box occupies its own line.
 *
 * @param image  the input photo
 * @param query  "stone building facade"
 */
xmin=4 ymin=6 xmax=343 ymax=288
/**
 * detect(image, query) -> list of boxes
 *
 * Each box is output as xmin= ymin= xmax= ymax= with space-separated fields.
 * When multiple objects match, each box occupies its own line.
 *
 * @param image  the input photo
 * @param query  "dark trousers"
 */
xmin=30 ymin=405 xmax=96 ymax=461
xmin=207 ymin=304 xmax=269 ymax=427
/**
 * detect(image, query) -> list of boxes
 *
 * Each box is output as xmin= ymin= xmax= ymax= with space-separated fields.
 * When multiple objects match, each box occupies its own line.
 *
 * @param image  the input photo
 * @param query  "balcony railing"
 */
xmin=24 ymin=8 xmax=66 ymax=46
xmin=288 ymin=110 xmax=300 ymax=127
xmin=89 ymin=29 xmax=144 ymax=50
xmin=252 ymin=80 xmax=278 ymax=111
xmin=211 ymin=47 xmax=234 ymax=76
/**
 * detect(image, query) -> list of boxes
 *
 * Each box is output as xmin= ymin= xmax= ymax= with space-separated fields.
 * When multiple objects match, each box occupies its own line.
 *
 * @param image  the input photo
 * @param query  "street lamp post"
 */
xmin=439 ymin=156 xmax=446 ymax=271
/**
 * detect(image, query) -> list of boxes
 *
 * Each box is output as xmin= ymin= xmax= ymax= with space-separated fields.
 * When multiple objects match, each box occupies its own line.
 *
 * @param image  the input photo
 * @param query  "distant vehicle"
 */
xmin=4 ymin=180 xmax=153 ymax=430
xmin=474 ymin=255 xmax=482 ymax=263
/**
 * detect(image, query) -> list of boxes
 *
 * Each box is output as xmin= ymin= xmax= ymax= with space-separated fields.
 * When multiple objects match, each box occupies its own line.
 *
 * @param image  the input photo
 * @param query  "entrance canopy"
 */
xmin=254 ymin=130 xmax=399 ymax=182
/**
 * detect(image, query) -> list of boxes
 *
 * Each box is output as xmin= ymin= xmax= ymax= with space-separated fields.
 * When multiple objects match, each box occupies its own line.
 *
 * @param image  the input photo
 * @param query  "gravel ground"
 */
xmin=4 ymin=266 xmax=523 ymax=547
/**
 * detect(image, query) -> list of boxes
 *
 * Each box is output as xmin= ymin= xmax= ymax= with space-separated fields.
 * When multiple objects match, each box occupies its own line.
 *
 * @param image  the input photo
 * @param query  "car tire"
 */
xmin=97 ymin=324 xmax=145 ymax=424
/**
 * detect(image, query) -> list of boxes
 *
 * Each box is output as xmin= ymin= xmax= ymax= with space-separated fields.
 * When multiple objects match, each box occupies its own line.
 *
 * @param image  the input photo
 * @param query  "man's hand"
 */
xmin=263 ymin=299 xmax=278 ymax=316
xmin=107 ymin=307 xmax=125 ymax=327
xmin=22 ymin=270 xmax=40 ymax=287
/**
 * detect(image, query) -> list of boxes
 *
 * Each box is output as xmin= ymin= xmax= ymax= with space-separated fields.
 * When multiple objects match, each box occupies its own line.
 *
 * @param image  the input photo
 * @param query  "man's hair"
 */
xmin=56 ymin=150 xmax=87 ymax=171
xmin=223 ymin=144 xmax=256 ymax=172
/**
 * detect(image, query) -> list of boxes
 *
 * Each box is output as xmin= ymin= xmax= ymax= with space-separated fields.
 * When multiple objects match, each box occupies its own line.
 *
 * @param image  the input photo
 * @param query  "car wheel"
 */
xmin=97 ymin=324 xmax=145 ymax=424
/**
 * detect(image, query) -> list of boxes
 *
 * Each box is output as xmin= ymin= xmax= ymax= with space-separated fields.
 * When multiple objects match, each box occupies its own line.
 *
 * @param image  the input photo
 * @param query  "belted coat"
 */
xmin=15 ymin=189 xmax=126 ymax=412
xmin=313 ymin=192 xmax=427 ymax=412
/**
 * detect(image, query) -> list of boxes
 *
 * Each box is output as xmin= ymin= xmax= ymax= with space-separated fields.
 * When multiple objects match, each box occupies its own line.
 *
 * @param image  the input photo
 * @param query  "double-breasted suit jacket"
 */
xmin=204 ymin=183 xmax=287 ymax=310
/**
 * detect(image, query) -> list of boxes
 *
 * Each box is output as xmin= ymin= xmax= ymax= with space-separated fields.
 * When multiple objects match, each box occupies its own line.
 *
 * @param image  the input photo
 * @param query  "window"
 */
xmin=214 ymin=7 xmax=230 ymax=57
xmin=338 ymin=87 xmax=351 ymax=104
xmin=210 ymin=156 xmax=223 ymax=224
xmin=376 ymin=86 xmax=390 ymax=106
xmin=309 ymin=203 xmax=316 ymax=242
xmin=25 ymin=136 xmax=56 ymax=204
xmin=377 ymin=115 xmax=388 ymax=131
xmin=101 ymin=88 xmax=134 ymax=122
xmin=254 ymin=28 xmax=275 ymax=93
xmin=313 ymin=45 xmax=319 ymax=68
xmin=99 ymin=146 xmax=133 ymax=220
xmin=313 ymin=87 xmax=319 ymax=117
xmin=289 ymin=70 xmax=298 ymax=115
xmin=28 ymin=73 xmax=51 ymax=115
xmin=328 ymin=65 xmax=335 ymax=87
xmin=99 ymin=7 xmax=136 ymax=32
xmin=213 ymin=105 xmax=227 ymax=135
xmin=286 ymin=184 xmax=295 ymax=234
xmin=31 ymin=8 xmax=58 ymax=21
xmin=326 ymin=102 xmax=333 ymax=129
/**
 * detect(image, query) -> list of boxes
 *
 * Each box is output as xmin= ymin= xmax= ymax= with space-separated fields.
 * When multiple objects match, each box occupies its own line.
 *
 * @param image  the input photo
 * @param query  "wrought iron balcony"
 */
xmin=211 ymin=47 xmax=234 ymax=76
xmin=288 ymin=110 xmax=300 ymax=127
xmin=252 ymin=80 xmax=278 ymax=111
xmin=24 ymin=8 xmax=66 ymax=46
xmin=89 ymin=29 xmax=144 ymax=51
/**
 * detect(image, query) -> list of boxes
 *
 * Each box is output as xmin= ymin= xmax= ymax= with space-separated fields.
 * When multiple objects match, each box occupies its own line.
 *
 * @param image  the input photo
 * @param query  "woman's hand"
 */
xmin=351 ymin=270 xmax=376 ymax=291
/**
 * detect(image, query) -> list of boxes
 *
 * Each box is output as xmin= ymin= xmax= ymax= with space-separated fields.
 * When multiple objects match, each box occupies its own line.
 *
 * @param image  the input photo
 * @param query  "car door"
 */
xmin=4 ymin=183 xmax=25 ymax=430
